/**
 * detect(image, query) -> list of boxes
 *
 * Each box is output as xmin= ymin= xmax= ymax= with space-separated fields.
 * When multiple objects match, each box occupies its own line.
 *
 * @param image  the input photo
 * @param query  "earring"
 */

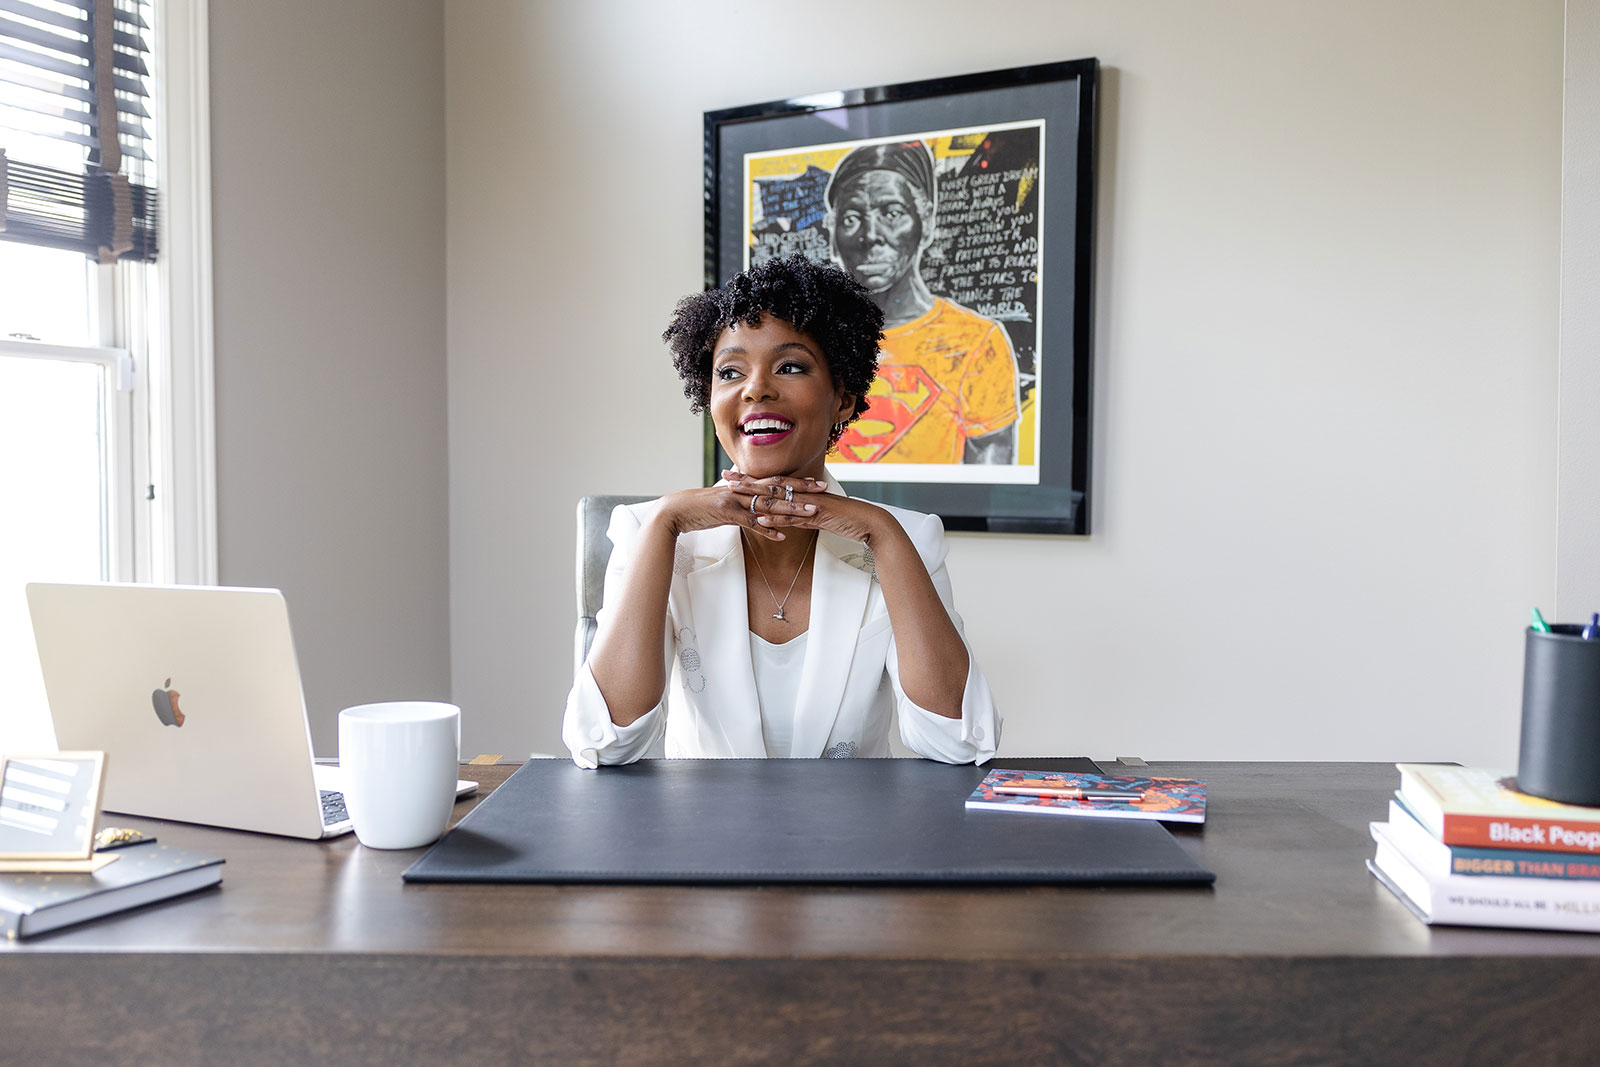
xmin=831 ymin=421 xmax=847 ymax=436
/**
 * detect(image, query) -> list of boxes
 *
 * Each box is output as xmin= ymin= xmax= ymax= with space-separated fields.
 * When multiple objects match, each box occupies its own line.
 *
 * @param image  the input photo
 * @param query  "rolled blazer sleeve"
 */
xmin=884 ymin=511 xmax=1001 ymax=765
xmin=561 ymin=504 xmax=670 ymax=768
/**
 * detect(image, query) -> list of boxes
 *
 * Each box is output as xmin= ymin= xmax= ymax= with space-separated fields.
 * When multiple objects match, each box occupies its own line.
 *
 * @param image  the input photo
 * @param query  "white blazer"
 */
xmin=562 ymin=482 xmax=1001 ymax=768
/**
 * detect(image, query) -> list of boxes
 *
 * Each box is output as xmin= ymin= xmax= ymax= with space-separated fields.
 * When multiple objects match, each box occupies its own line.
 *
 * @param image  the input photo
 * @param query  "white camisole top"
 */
xmin=749 ymin=631 xmax=809 ymax=757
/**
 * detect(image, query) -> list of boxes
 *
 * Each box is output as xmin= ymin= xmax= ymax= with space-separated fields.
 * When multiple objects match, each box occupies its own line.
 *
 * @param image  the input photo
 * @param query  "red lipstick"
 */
xmin=739 ymin=412 xmax=796 ymax=447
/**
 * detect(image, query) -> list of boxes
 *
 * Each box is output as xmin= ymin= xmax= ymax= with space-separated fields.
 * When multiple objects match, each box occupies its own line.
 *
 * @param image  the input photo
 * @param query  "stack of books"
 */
xmin=1368 ymin=763 xmax=1600 ymax=932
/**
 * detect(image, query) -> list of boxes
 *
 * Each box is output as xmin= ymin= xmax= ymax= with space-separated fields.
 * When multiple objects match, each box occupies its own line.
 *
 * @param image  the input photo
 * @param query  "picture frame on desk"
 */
xmin=0 ymin=751 xmax=107 ymax=866
xmin=702 ymin=59 xmax=1099 ymax=535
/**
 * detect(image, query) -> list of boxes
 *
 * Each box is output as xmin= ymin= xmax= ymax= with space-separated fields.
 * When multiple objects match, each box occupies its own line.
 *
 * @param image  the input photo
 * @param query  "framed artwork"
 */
xmin=703 ymin=59 xmax=1098 ymax=534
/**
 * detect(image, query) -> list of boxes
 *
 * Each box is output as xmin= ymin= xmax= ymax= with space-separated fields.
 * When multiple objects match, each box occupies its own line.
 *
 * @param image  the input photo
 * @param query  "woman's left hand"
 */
xmin=722 ymin=470 xmax=891 ymax=545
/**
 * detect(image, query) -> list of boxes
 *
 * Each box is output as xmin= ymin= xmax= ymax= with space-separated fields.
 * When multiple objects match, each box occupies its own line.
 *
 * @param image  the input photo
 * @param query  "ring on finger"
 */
xmin=750 ymin=494 xmax=759 ymax=515
xmin=784 ymin=485 xmax=793 ymax=503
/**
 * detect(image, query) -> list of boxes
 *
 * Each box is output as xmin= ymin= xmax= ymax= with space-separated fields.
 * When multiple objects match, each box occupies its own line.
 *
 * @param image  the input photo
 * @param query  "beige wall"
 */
xmin=1560 ymin=0 xmax=1600 ymax=617
xmin=444 ymin=0 xmax=1563 ymax=764
xmin=210 ymin=0 xmax=451 ymax=754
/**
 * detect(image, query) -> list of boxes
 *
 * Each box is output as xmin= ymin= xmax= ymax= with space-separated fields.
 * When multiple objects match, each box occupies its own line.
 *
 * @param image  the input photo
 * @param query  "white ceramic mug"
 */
xmin=337 ymin=701 xmax=460 ymax=849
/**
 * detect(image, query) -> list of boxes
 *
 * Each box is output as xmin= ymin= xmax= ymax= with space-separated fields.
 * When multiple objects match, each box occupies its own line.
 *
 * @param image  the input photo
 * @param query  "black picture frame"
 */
xmin=702 ymin=59 xmax=1097 ymax=535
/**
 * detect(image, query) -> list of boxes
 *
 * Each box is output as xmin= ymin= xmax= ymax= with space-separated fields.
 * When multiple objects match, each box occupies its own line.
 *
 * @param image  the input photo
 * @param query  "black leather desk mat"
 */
xmin=404 ymin=758 xmax=1214 ymax=886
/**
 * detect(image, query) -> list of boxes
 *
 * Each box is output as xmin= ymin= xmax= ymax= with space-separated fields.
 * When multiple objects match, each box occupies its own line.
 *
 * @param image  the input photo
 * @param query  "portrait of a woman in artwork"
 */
xmin=745 ymin=124 xmax=1045 ymax=482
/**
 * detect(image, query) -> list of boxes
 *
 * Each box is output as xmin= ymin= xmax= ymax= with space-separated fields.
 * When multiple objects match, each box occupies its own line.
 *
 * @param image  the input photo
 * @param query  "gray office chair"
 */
xmin=574 ymin=494 xmax=656 ymax=677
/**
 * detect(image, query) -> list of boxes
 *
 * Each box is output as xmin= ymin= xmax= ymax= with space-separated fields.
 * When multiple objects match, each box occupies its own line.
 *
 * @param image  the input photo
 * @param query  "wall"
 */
xmin=1560 ymin=0 xmax=1600 ymax=618
xmin=445 ymin=0 xmax=1563 ymax=763
xmin=210 ymin=0 xmax=451 ymax=754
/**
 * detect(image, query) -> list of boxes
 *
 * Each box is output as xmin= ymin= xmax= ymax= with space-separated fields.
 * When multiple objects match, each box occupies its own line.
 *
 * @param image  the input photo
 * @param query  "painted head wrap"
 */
xmin=824 ymin=140 xmax=936 ymax=217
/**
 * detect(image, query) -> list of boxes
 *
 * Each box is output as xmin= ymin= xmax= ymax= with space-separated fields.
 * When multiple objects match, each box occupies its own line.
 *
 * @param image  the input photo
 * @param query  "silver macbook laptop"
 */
xmin=25 ymin=582 xmax=475 ymax=840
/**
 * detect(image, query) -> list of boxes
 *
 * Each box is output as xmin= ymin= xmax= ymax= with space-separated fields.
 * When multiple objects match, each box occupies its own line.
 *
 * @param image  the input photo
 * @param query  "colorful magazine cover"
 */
xmin=965 ymin=769 xmax=1207 ymax=824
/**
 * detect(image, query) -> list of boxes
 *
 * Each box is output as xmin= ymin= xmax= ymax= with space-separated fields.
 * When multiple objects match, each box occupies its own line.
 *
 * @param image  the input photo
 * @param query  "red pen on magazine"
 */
xmin=993 ymin=779 xmax=1147 ymax=801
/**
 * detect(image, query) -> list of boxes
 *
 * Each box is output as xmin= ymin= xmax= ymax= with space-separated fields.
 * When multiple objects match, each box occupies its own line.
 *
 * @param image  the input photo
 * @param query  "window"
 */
xmin=0 ymin=246 xmax=134 ymax=585
xmin=1 ymin=0 xmax=212 ymax=752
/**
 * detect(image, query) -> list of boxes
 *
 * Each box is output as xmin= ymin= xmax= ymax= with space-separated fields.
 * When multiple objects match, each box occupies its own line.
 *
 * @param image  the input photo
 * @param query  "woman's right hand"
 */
xmin=655 ymin=475 xmax=828 ymax=542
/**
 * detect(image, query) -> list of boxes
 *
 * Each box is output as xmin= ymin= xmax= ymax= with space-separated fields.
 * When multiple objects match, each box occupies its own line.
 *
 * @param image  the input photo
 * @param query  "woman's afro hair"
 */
xmin=662 ymin=255 xmax=883 ymax=428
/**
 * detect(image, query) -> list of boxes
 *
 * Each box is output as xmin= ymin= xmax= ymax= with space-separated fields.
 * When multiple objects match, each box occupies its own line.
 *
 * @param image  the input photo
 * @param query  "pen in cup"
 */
xmin=1532 ymin=607 xmax=1552 ymax=634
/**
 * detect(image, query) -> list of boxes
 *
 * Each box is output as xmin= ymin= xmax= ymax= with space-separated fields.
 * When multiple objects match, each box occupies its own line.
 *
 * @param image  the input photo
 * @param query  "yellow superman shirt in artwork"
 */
xmin=833 ymin=298 xmax=1021 ymax=465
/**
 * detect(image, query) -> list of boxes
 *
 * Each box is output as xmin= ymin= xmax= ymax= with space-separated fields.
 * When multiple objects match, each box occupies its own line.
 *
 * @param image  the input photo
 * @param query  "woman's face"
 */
xmin=709 ymin=315 xmax=853 ymax=481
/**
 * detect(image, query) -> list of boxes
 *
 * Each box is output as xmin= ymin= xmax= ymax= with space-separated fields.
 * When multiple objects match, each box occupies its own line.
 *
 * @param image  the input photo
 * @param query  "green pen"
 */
xmin=1531 ymin=607 xmax=1552 ymax=634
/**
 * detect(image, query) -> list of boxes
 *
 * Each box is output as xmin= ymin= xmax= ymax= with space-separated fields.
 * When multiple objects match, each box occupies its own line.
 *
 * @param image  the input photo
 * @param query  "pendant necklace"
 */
xmin=744 ymin=530 xmax=817 ymax=621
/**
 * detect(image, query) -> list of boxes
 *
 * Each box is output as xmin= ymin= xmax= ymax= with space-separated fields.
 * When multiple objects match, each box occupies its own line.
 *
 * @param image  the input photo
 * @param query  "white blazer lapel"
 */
xmin=683 ymin=526 xmax=765 ymax=756
xmin=787 ymin=530 xmax=873 ymax=757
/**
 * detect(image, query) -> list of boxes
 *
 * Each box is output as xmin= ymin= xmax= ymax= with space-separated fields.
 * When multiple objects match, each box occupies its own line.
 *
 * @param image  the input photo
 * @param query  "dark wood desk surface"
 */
xmin=6 ymin=760 xmax=1600 ymax=1065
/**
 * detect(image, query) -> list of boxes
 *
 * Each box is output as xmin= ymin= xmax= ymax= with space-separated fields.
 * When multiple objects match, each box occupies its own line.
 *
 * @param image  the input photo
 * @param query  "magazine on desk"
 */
xmin=965 ymin=769 xmax=1207 ymax=824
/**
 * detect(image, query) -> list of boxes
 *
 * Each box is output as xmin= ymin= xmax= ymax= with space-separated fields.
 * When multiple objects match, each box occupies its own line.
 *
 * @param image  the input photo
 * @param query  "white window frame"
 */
xmin=152 ymin=0 xmax=216 ymax=585
xmin=0 ymin=336 xmax=137 ymax=578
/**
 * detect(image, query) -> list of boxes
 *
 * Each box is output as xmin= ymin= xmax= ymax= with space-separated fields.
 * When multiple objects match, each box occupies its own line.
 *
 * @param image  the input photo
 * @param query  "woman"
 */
xmin=562 ymin=255 xmax=1000 ymax=767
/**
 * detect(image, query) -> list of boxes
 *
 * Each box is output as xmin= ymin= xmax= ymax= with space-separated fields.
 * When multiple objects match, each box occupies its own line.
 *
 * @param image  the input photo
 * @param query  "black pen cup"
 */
xmin=1518 ymin=625 xmax=1600 ymax=806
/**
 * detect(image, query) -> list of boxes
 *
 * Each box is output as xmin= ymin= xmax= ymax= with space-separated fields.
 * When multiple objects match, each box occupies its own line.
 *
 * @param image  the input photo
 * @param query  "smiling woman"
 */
xmin=709 ymin=317 xmax=851 ymax=483
xmin=561 ymin=256 xmax=1003 ymax=767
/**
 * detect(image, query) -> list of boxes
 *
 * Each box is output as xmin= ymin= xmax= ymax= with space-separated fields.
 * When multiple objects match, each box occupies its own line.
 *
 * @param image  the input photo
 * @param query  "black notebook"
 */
xmin=404 ymin=758 xmax=1214 ymax=886
xmin=0 ymin=842 xmax=223 ymax=939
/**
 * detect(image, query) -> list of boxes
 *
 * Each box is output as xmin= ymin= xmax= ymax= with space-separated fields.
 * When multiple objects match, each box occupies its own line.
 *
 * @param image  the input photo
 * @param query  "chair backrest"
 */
xmin=574 ymin=494 xmax=656 ymax=677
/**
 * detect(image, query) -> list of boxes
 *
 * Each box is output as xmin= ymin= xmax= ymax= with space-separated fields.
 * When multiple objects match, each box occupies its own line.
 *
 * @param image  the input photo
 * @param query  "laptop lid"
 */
xmin=25 ymin=583 xmax=327 ymax=839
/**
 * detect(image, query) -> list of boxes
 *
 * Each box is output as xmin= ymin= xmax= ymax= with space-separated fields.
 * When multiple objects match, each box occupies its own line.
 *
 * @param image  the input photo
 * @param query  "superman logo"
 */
xmin=834 ymin=365 xmax=941 ymax=463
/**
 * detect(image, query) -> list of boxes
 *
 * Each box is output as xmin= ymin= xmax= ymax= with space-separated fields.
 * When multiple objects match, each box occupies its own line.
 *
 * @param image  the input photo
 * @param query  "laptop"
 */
xmin=24 ymin=582 xmax=476 ymax=840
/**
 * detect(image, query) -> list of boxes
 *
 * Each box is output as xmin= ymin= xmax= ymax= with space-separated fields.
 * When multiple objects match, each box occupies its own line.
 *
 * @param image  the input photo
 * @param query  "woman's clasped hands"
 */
xmin=657 ymin=470 xmax=887 ymax=545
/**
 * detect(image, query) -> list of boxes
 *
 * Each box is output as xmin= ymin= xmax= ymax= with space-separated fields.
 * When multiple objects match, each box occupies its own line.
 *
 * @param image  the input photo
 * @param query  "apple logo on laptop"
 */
xmin=151 ymin=678 xmax=187 ymax=727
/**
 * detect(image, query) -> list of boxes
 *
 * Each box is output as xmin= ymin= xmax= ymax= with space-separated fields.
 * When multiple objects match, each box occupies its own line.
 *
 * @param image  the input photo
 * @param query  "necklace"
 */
xmin=743 ymin=530 xmax=817 ymax=622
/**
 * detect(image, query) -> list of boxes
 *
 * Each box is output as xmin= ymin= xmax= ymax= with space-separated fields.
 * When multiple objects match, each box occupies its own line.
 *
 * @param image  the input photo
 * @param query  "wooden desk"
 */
xmin=5 ymin=760 xmax=1599 ymax=1065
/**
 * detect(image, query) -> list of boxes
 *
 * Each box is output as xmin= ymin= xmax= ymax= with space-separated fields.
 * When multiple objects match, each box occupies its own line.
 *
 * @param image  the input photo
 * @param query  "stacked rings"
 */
xmin=784 ymin=485 xmax=794 ymax=503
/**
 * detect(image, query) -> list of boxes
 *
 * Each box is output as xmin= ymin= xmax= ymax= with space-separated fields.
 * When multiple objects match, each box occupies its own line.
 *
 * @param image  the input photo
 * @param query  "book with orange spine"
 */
xmin=1397 ymin=764 xmax=1600 ymax=855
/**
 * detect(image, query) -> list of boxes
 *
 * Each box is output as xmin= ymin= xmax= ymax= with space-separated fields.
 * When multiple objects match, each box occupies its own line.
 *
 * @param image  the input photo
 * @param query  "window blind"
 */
xmin=0 ymin=0 xmax=157 ymax=262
